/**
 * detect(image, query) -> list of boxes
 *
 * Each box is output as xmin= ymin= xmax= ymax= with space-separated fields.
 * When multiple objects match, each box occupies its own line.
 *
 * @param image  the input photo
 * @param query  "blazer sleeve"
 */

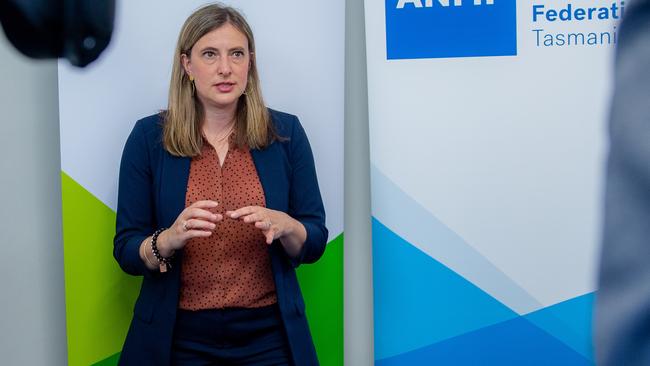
xmin=113 ymin=119 xmax=158 ymax=278
xmin=285 ymin=115 xmax=328 ymax=267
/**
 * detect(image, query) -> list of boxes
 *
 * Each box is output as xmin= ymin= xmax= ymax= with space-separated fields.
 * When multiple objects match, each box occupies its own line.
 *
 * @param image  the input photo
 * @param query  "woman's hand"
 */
xmin=226 ymin=206 xmax=307 ymax=258
xmin=157 ymin=200 xmax=222 ymax=256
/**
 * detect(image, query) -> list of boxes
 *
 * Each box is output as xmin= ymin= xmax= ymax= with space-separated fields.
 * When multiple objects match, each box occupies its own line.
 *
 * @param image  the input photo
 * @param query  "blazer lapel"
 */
xmin=251 ymin=143 xmax=289 ymax=213
xmin=159 ymin=154 xmax=190 ymax=227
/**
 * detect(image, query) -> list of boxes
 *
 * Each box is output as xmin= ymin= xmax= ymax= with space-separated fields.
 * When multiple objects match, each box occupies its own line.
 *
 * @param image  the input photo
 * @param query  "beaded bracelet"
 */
xmin=151 ymin=228 xmax=173 ymax=272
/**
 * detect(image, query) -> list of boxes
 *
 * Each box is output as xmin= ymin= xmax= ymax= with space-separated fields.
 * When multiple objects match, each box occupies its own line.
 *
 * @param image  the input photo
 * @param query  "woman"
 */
xmin=113 ymin=3 xmax=327 ymax=365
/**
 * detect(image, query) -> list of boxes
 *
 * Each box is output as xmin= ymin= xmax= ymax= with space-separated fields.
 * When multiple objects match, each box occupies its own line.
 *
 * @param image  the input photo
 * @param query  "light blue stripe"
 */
xmin=371 ymin=164 xmax=543 ymax=314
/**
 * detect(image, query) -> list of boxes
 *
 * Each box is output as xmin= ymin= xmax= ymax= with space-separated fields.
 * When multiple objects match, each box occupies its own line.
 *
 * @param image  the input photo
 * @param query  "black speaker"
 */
xmin=0 ymin=0 xmax=115 ymax=67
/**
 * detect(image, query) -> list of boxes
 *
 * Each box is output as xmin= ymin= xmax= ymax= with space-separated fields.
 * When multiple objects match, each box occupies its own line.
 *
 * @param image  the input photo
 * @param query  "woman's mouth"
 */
xmin=215 ymin=82 xmax=235 ymax=92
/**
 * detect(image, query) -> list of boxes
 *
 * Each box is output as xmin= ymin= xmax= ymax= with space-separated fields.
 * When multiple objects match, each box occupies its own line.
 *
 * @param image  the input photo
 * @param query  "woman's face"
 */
xmin=182 ymin=23 xmax=251 ymax=112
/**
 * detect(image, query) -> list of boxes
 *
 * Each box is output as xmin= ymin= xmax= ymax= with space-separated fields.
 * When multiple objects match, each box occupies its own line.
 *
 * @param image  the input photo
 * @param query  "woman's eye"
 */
xmin=232 ymin=51 xmax=244 ymax=58
xmin=203 ymin=51 xmax=216 ymax=58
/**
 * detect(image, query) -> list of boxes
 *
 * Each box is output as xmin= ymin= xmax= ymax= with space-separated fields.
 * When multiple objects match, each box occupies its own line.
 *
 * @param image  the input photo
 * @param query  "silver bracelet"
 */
xmin=143 ymin=239 xmax=157 ymax=268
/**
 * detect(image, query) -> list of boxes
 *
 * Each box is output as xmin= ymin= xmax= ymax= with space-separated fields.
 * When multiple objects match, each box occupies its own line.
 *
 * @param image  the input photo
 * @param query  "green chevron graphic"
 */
xmin=298 ymin=233 xmax=344 ymax=366
xmin=61 ymin=172 xmax=141 ymax=366
xmin=91 ymin=353 xmax=120 ymax=366
xmin=62 ymin=172 xmax=343 ymax=365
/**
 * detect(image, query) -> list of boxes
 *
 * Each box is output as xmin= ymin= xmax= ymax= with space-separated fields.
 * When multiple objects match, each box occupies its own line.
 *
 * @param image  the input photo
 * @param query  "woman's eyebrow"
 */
xmin=198 ymin=46 xmax=246 ymax=52
xmin=199 ymin=46 xmax=218 ymax=52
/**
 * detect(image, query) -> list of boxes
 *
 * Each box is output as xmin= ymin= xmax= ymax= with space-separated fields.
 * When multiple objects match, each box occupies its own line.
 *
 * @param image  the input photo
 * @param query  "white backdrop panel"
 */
xmin=366 ymin=0 xmax=614 ymax=311
xmin=58 ymin=0 xmax=344 ymax=238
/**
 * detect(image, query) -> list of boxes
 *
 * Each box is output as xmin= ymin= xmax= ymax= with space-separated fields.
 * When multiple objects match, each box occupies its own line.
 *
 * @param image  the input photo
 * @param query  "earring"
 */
xmin=189 ymin=76 xmax=195 ymax=96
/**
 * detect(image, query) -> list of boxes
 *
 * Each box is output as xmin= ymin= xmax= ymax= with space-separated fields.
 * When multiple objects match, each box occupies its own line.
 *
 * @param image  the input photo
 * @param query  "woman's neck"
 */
xmin=202 ymin=103 xmax=236 ymax=138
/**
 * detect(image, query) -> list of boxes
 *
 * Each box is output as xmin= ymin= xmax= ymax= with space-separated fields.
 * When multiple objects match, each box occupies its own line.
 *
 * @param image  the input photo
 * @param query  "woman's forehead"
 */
xmin=195 ymin=23 xmax=248 ymax=50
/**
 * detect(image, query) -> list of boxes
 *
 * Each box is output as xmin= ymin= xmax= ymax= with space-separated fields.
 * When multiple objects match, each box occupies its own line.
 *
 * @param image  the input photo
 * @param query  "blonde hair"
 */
xmin=163 ymin=3 xmax=274 ymax=157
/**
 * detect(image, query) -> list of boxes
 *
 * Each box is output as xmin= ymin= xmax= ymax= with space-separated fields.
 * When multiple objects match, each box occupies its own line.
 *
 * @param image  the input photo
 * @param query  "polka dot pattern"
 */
xmin=179 ymin=140 xmax=277 ymax=310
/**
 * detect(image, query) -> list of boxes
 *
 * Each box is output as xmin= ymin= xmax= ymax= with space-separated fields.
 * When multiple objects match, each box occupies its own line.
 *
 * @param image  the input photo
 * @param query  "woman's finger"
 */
xmin=226 ymin=206 xmax=259 ymax=219
xmin=185 ymin=207 xmax=222 ymax=222
xmin=182 ymin=218 xmax=217 ymax=232
xmin=242 ymin=212 xmax=265 ymax=223
xmin=254 ymin=220 xmax=272 ymax=230
xmin=185 ymin=229 xmax=213 ymax=239
xmin=264 ymin=229 xmax=276 ymax=245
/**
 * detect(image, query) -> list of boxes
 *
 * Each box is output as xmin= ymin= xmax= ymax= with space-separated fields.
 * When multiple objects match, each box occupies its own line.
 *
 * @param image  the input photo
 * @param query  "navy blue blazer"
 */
xmin=113 ymin=109 xmax=327 ymax=366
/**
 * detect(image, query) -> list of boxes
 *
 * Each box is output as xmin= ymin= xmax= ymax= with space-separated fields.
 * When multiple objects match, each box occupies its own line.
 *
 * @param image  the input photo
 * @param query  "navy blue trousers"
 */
xmin=171 ymin=304 xmax=292 ymax=366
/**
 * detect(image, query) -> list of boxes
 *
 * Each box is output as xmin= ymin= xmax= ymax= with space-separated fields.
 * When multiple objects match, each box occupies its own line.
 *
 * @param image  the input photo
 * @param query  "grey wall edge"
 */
xmin=344 ymin=0 xmax=374 ymax=365
xmin=0 ymin=33 xmax=68 ymax=365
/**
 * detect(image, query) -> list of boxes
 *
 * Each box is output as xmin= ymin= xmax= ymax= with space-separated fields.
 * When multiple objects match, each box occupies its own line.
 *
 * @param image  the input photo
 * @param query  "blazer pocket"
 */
xmin=285 ymin=270 xmax=306 ymax=316
xmin=133 ymin=294 xmax=154 ymax=324
xmin=132 ymin=279 xmax=162 ymax=324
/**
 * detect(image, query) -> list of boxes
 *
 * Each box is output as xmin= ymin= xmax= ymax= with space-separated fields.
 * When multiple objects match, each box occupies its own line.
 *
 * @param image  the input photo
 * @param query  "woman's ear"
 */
xmin=181 ymin=53 xmax=192 ymax=77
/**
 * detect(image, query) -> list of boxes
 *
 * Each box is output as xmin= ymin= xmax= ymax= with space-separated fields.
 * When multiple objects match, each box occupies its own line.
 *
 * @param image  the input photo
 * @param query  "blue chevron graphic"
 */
xmin=373 ymin=217 xmax=595 ymax=364
xmin=373 ymin=218 xmax=517 ymax=359
xmin=376 ymin=315 xmax=591 ymax=366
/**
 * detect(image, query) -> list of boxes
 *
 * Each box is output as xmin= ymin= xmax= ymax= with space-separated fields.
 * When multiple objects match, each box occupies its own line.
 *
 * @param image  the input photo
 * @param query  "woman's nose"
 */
xmin=217 ymin=57 xmax=232 ymax=76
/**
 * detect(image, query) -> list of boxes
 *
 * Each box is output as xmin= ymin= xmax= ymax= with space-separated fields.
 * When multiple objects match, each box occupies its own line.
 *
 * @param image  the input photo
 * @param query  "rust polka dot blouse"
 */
xmin=178 ymin=140 xmax=277 ymax=310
